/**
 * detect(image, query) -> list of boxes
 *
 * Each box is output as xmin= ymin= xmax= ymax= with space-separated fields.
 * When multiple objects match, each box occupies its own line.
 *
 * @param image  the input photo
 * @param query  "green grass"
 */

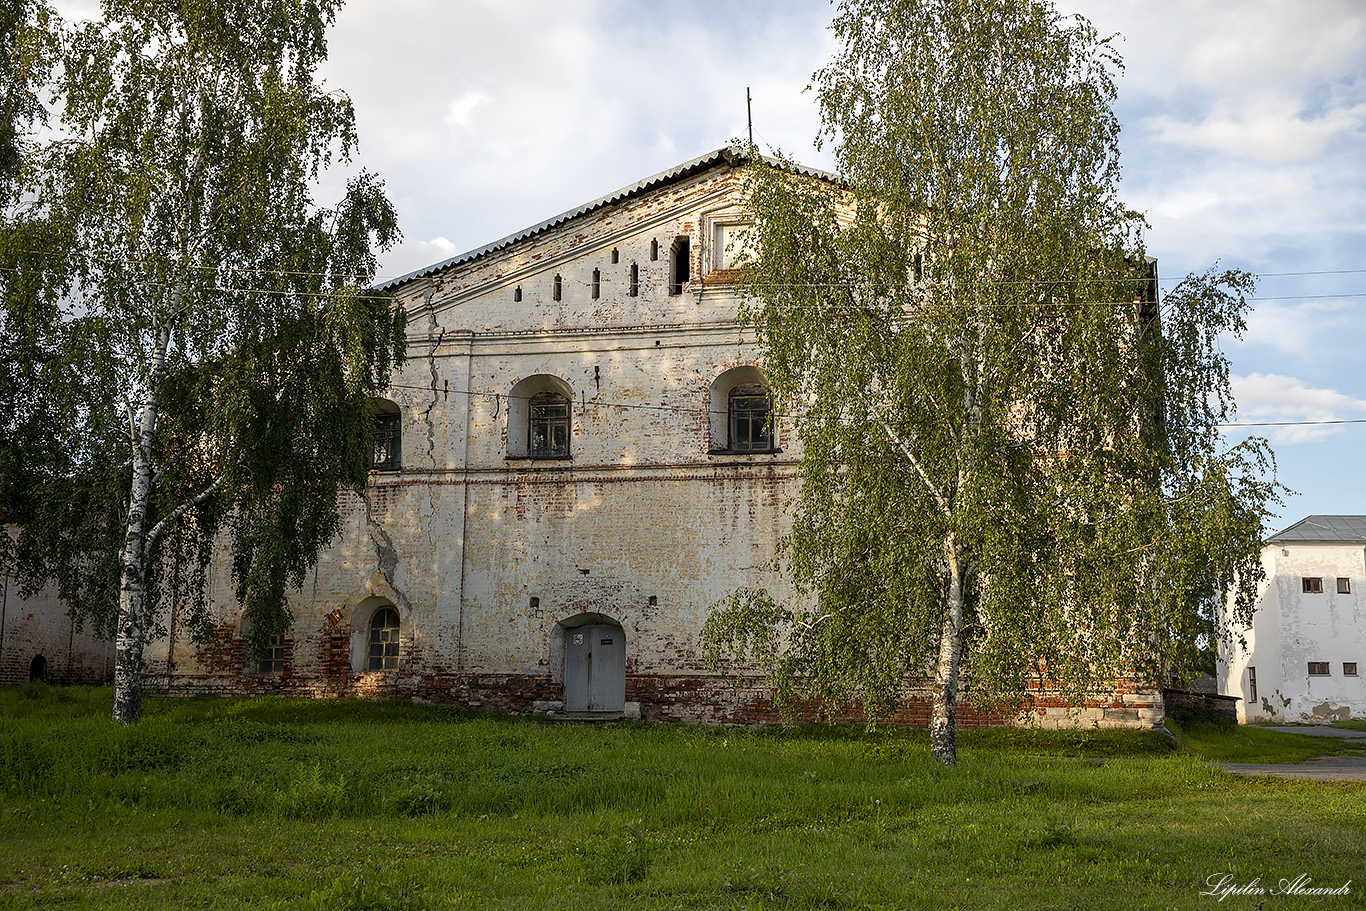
xmin=1 ymin=684 xmax=1363 ymax=910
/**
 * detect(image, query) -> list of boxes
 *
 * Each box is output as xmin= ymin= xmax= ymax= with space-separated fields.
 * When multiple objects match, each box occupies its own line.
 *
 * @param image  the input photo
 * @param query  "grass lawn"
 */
xmin=1 ymin=684 xmax=1362 ymax=910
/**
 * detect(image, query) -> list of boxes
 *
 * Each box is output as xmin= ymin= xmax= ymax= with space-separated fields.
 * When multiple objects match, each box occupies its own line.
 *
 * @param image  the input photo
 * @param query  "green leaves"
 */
xmin=5 ymin=0 xmax=405 ymax=702
xmin=706 ymin=0 xmax=1278 ymax=748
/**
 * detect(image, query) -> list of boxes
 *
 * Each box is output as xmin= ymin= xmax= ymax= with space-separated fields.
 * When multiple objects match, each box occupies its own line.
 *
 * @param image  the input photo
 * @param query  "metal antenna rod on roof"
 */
xmin=747 ymin=87 xmax=753 ymax=149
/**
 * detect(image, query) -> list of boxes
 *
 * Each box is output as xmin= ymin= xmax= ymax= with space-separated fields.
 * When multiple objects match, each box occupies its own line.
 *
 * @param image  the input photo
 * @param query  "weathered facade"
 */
xmin=1219 ymin=515 xmax=1366 ymax=723
xmin=140 ymin=148 xmax=809 ymax=721
xmin=0 ymin=571 xmax=114 ymax=686
xmin=2 ymin=149 xmax=1164 ymax=728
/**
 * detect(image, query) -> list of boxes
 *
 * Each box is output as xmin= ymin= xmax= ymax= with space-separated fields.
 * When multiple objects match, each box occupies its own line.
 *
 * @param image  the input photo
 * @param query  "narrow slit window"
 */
xmin=592 ymin=269 xmax=600 ymax=299
xmin=1247 ymin=666 xmax=1257 ymax=703
xmin=611 ymin=248 xmax=619 ymax=264
xmin=651 ymin=238 xmax=659 ymax=261
xmin=629 ymin=263 xmax=639 ymax=297
xmin=514 ymin=285 xmax=522 ymax=302
xmin=553 ymin=274 xmax=562 ymax=302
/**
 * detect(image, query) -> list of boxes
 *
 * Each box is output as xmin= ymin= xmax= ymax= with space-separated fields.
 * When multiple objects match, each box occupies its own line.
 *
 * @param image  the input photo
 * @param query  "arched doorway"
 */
xmin=562 ymin=618 xmax=625 ymax=713
xmin=29 ymin=655 xmax=45 ymax=682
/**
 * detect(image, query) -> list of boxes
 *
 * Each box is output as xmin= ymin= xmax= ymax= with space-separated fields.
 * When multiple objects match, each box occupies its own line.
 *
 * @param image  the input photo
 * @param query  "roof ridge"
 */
xmin=378 ymin=146 xmax=837 ymax=291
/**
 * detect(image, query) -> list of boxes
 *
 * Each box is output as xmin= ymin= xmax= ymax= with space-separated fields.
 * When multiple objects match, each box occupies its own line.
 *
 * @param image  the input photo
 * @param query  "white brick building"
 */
xmin=1219 ymin=515 xmax=1366 ymax=723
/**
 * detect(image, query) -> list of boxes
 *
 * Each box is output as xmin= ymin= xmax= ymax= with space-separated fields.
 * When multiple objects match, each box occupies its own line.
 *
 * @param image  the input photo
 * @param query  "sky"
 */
xmin=56 ymin=0 xmax=1366 ymax=530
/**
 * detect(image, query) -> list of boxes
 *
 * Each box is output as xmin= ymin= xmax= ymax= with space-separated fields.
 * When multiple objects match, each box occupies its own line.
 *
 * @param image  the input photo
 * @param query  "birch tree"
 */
xmin=700 ymin=0 xmax=1276 ymax=764
xmin=13 ymin=0 xmax=404 ymax=724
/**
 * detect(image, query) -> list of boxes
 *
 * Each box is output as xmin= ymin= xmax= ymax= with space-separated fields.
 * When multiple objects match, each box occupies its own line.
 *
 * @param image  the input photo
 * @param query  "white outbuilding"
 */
xmin=1219 ymin=515 xmax=1366 ymax=722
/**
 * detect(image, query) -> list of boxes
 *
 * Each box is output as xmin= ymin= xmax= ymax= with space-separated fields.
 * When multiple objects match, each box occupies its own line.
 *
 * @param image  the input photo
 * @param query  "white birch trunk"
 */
xmin=929 ymin=530 xmax=965 ymax=764
xmin=112 ymin=322 xmax=172 ymax=725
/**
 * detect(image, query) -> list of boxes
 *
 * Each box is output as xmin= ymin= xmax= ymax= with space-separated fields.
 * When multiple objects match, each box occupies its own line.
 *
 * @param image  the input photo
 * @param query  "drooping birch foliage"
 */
xmin=701 ymin=0 xmax=1277 ymax=763
xmin=8 ymin=0 xmax=405 ymax=723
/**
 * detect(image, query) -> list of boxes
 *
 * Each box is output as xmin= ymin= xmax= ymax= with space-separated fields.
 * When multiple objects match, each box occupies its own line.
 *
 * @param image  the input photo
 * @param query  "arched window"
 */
xmin=507 ymin=375 xmax=573 ymax=460
xmin=368 ymin=607 xmax=400 ymax=671
xmin=371 ymin=399 xmax=401 ymax=472
xmin=709 ymin=366 xmax=776 ymax=454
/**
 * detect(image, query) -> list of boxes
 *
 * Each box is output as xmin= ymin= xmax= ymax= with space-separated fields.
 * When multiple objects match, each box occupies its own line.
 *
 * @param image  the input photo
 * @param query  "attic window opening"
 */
xmin=629 ymin=263 xmax=639 ymax=297
xmin=1302 ymin=577 xmax=1323 ymax=594
xmin=553 ymin=274 xmax=562 ymax=302
xmin=669 ymin=236 xmax=690 ymax=295
xmin=592 ymin=269 xmax=600 ymax=300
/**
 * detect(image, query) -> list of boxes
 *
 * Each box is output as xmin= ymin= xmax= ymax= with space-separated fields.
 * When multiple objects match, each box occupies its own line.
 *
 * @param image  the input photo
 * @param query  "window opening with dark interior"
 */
xmin=651 ymin=238 xmax=659 ymax=261
xmin=1303 ymin=577 xmax=1324 ymax=593
xmin=729 ymin=384 xmax=773 ymax=452
xmin=368 ymin=607 xmax=400 ymax=670
xmin=514 ymin=285 xmax=522 ymax=302
xmin=1338 ymin=577 xmax=1351 ymax=594
xmin=553 ymin=273 xmax=562 ymax=301
xmin=529 ymin=392 xmax=570 ymax=458
xmin=258 ymin=633 xmax=285 ymax=674
xmin=592 ymin=269 xmax=600 ymax=299
xmin=372 ymin=401 xmax=401 ymax=471
xmin=1247 ymin=666 xmax=1257 ymax=703
xmin=669 ymin=236 xmax=690 ymax=295
xmin=611 ymin=248 xmax=619 ymax=264
xmin=630 ymin=262 xmax=639 ymax=297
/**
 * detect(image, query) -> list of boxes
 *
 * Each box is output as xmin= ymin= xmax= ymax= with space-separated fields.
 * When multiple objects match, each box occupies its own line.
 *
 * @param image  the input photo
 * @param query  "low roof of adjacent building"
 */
xmin=1268 ymin=515 xmax=1366 ymax=544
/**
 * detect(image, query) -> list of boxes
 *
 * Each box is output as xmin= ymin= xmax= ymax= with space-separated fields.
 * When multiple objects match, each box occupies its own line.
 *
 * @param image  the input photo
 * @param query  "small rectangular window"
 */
xmin=1344 ymin=662 xmax=1358 ymax=676
xmin=258 ymin=633 xmax=286 ymax=674
xmin=1308 ymin=661 xmax=1330 ymax=676
xmin=1248 ymin=666 xmax=1257 ymax=703
xmin=1337 ymin=577 xmax=1351 ymax=594
xmin=1303 ymin=577 xmax=1324 ymax=593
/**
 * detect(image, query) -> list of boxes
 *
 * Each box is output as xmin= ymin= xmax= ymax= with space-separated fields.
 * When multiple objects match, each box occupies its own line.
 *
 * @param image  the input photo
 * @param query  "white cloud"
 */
xmin=443 ymin=92 xmax=491 ymax=131
xmin=1145 ymin=101 xmax=1366 ymax=165
xmin=1230 ymin=373 xmax=1366 ymax=444
xmin=1236 ymin=299 xmax=1355 ymax=359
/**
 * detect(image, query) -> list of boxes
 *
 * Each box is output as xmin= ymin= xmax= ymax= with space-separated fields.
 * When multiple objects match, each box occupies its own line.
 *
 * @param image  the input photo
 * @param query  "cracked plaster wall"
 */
xmin=1220 ymin=542 xmax=1366 ymax=722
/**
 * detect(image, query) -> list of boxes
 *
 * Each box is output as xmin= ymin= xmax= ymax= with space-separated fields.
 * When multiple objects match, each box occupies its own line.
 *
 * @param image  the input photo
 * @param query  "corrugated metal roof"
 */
xmin=1268 ymin=516 xmax=1366 ymax=543
xmin=378 ymin=147 xmax=837 ymax=291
